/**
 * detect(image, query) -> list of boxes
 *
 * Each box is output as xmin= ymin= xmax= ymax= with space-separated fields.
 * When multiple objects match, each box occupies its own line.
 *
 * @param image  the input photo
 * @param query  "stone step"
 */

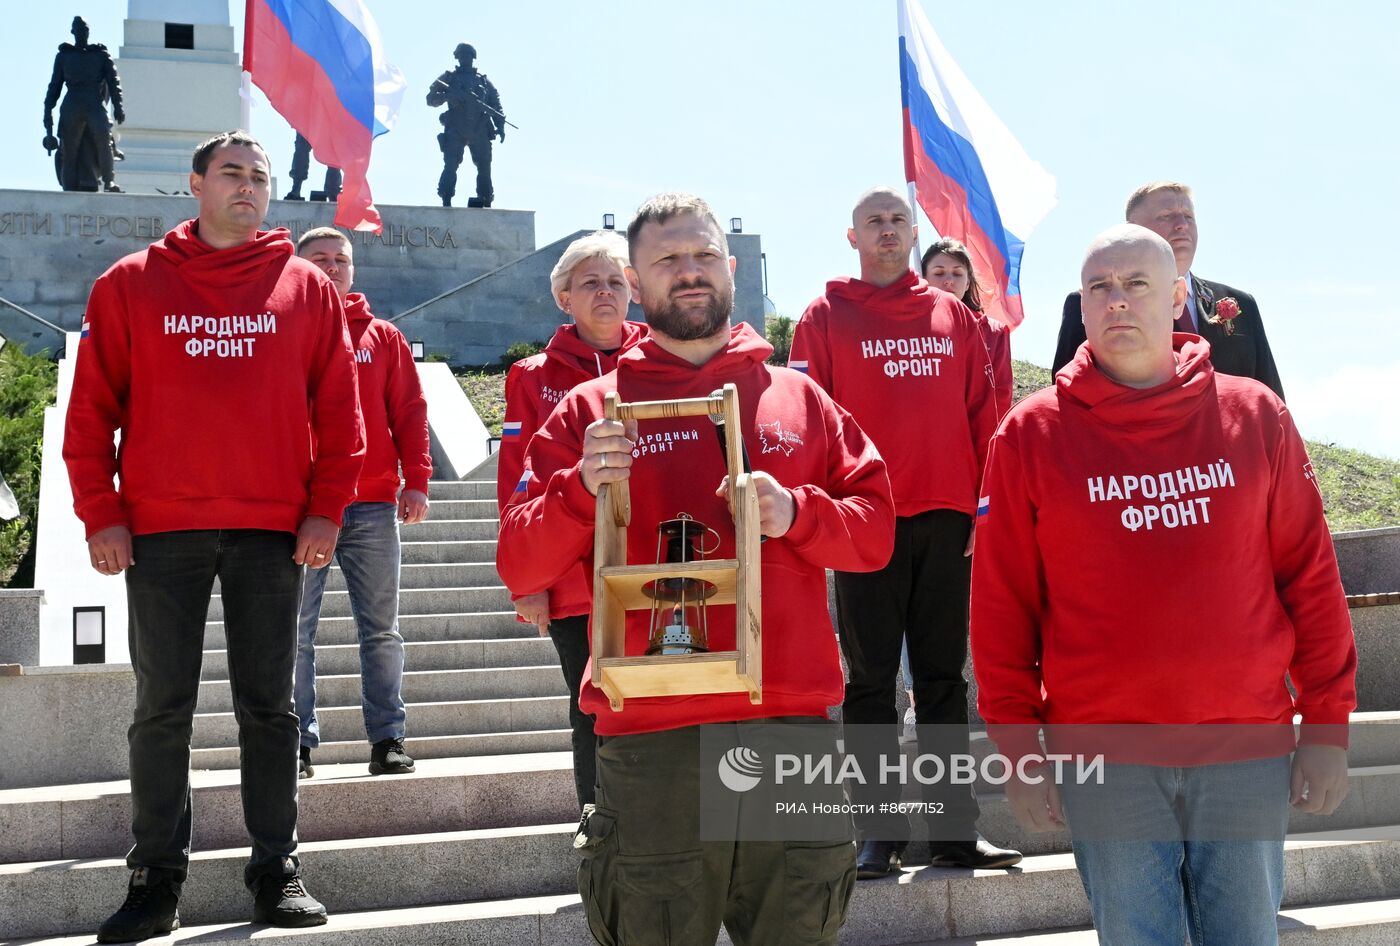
xmin=423 ymin=499 xmax=498 ymax=521
xmin=400 ymin=539 xmax=499 ymax=564
xmin=426 ymin=479 xmax=496 ymax=501
xmin=908 ymin=764 xmax=1400 ymax=858
xmin=323 ymin=561 xmax=500 ymax=591
xmin=2 ymin=829 xmax=1395 ymax=941
xmin=0 ymin=755 xmax=579 ymax=863
xmin=191 ymin=728 xmax=571 ymax=772
xmin=398 ymin=518 xmax=500 ymax=541
xmin=207 ymin=586 xmax=514 ymax=621
xmin=205 ymin=611 xmax=528 ymax=648
xmin=12 ymin=894 xmax=1400 ymax=946
xmin=196 ymin=665 xmax=566 ymax=714
xmin=191 ymin=694 xmax=568 ymax=749
xmin=201 ymin=636 xmax=555 ymax=679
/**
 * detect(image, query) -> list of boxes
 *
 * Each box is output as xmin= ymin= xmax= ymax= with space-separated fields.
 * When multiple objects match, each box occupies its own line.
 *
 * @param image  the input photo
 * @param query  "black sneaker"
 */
xmin=252 ymin=872 xmax=328 ymax=927
xmin=97 ymin=867 xmax=181 ymax=943
xmin=369 ymin=737 xmax=415 ymax=775
xmin=855 ymin=839 xmax=907 ymax=879
xmin=299 ymin=745 xmax=313 ymax=780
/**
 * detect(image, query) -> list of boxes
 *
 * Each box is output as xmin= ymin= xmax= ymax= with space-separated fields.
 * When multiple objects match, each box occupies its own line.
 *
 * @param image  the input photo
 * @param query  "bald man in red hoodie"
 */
xmin=972 ymin=225 xmax=1355 ymax=944
xmin=790 ymin=186 xmax=1016 ymax=876
xmin=498 ymin=193 xmax=894 ymax=945
xmin=64 ymin=131 xmax=363 ymax=942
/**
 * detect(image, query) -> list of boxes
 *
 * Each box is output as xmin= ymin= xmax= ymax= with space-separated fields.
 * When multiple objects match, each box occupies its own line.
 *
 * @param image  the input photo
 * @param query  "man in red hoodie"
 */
xmin=972 ymin=225 xmax=1355 ymax=944
xmin=64 ymin=132 xmax=364 ymax=942
xmin=496 ymin=229 xmax=646 ymax=810
xmin=497 ymin=193 xmax=894 ymax=945
xmin=292 ymin=227 xmax=432 ymax=781
xmin=789 ymin=187 xmax=1017 ymax=876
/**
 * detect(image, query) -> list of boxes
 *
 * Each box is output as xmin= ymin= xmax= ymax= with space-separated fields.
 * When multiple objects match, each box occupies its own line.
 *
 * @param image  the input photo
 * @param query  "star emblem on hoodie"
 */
xmin=758 ymin=420 xmax=804 ymax=456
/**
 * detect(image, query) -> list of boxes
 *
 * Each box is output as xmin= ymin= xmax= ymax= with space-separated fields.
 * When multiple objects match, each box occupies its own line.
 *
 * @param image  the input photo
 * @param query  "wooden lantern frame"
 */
xmin=590 ymin=383 xmax=762 ymax=711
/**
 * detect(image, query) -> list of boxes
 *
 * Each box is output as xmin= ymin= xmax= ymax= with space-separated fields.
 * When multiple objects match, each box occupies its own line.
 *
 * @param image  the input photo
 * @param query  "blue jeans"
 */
xmin=124 ymin=529 xmax=303 ymax=887
xmin=295 ymin=502 xmax=407 ymax=747
xmin=1059 ymin=755 xmax=1291 ymax=946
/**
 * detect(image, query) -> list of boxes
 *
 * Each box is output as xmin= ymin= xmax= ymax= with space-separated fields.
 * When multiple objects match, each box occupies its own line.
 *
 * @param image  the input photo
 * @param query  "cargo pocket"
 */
xmin=783 ymin=840 xmax=856 ymax=942
xmin=575 ymin=806 xmax=619 ymax=946
xmin=614 ymin=851 xmax=706 ymax=945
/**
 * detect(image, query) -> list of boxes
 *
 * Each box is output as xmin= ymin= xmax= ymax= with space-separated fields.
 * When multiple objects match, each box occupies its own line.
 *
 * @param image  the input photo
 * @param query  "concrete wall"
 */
xmin=392 ymin=230 xmax=767 ymax=366
xmin=0 ymin=665 xmax=134 ymax=789
xmin=1335 ymin=526 xmax=1400 ymax=596
xmin=34 ymin=333 xmax=131 ymax=666
xmin=0 ymin=188 xmax=535 ymax=353
xmin=0 ymin=590 xmax=44 ymax=667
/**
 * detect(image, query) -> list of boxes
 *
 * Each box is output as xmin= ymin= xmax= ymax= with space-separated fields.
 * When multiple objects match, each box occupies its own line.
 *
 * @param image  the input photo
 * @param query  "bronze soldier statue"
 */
xmin=426 ymin=43 xmax=506 ymax=208
xmin=285 ymin=133 xmax=343 ymax=202
xmin=43 ymin=16 xmax=125 ymax=193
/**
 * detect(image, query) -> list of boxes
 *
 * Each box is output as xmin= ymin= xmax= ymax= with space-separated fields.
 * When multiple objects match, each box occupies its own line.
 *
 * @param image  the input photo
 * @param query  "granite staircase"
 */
xmin=3 ymin=462 xmax=1399 ymax=943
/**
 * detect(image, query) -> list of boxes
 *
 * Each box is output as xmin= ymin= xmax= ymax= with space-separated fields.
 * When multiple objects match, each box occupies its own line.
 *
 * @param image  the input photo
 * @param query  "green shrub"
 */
xmin=501 ymin=340 xmax=546 ymax=365
xmin=0 ymin=345 xmax=58 ymax=587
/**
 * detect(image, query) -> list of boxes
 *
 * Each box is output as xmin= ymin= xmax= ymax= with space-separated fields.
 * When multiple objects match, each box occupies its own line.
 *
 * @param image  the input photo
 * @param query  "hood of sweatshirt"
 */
xmin=147 ymin=219 xmax=294 ymax=288
xmin=344 ymin=292 xmax=373 ymax=325
xmin=543 ymin=320 xmax=647 ymax=378
xmin=1056 ymin=334 xmax=1215 ymax=429
xmin=823 ymin=270 xmax=941 ymax=319
xmin=620 ymin=322 xmax=773 ymax=381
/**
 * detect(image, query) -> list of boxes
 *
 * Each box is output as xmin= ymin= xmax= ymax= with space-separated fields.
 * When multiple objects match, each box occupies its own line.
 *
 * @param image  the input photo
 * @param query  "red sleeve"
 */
xmin=958 ymin=304 xmax=998 ymax=485
xmin=496 ymin=360 xmax=536 ymax=512
xmin=496 ymin=392 xmax=598 ymax=596
xmin=384 ymin=327 xmax=431 ymax=494
xmin=789 ymin=301 xmax=833 ymax=392
xmin=305 ymin=282 xmax=365 ymax=525
xmin=63 ymin=272 xmax=130 ymax=538
xmin=1267 ymin=405 xmax=1356 ymax=745
xmin=969 ymin=427 xmax=1048 ymax=763
xmin=981 ymin=319 xmax=1014 ymax=419
xmin=781 ymin=392 xmax=894 ymax=572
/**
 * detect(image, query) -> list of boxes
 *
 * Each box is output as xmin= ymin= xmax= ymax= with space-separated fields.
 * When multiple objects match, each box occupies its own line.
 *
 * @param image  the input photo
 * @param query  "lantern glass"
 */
xmin=644 ymin=516 xmax=718 ymax=655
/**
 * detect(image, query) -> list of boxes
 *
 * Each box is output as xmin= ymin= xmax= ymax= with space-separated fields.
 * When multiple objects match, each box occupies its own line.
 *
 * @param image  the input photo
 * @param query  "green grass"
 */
xmin=1 ymin=345 xmax=58 ymax=587
xmin=460 ymin=357 xmax=1400 ymax=532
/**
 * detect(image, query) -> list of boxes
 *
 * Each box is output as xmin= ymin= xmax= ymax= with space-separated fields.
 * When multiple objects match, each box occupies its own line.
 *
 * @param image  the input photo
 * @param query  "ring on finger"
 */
xmin=601 ymin=453 xmax=608 ymax=469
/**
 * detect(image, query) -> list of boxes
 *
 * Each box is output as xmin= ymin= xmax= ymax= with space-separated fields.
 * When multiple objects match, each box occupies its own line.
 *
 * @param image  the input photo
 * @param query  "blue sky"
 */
xmin=6 ymin=1 xmax=1398 ymax=457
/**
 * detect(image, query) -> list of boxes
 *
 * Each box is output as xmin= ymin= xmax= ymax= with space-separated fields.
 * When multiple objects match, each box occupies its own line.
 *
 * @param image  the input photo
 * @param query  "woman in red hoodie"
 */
xmin=495 ymin=230 xmax=646 ymax=809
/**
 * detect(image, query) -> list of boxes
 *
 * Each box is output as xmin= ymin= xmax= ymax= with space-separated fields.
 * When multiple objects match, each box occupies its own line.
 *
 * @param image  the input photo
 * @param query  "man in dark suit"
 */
xmin=1051 ymin=182 xmax=1284 ymax=400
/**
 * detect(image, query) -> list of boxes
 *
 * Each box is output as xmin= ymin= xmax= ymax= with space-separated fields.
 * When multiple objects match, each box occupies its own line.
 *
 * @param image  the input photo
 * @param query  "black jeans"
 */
xmin=548 ymin=614 xmax=597 ymax=809
xmin=835 ymin=509 xmax=980 ymax=842
xmin=124 ymin=529 xmax=304 ymax=887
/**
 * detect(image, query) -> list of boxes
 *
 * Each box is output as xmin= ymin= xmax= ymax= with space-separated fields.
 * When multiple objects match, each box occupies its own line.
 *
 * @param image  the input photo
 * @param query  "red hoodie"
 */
xmin=343 ymin=293 xmax=431 ymax=502
xmin=497 ymin=323 xmax=895 ymax=735
xmin=790 ymin=271 xmax=997 ymax=517
xmin=497 ymin=320 xmax=647 ymax=620
xmin=979 ymin=314 xmax=1014 ymax=420
xmin=970 ymin=337 xmax=1356 ymax=763
xmin=64 ymin=220 xmax=365 ymax=537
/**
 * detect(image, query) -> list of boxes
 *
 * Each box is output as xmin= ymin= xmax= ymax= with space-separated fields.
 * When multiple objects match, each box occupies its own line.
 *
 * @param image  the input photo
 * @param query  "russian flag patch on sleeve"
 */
xmin=80 ymin=320 xmax=91 ymax=338
xmin=513 ymin=469 xmax=534 ymax=494
xmin=502 ymin=421 xmax=522 ymax=440
xmin=977 ymin=496 xmax=990 ymax=519
xmin=789 ymin=360 xmax=808 ymax=374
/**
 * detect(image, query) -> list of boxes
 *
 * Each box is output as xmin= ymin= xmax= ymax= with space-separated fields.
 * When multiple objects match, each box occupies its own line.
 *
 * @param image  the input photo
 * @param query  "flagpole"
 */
xmin=907 ymin=180 xmax=924 ymax=272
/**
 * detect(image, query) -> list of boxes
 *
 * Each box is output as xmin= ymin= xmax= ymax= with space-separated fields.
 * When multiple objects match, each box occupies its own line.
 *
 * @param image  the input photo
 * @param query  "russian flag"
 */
xmin=977 ymin=495 xmax=990 ymax=519
xmin=897 ymin=0 xmax=1056 ymax=328
xmin=243 ymin=0 xmax=405 ymax=232
xmin=80 ymin=319 xmax=91 ymax=339
xmin=788 ymin=360 xmax=809 ymax=375
xmin=502 ymin=421 xmax=523 ymax=440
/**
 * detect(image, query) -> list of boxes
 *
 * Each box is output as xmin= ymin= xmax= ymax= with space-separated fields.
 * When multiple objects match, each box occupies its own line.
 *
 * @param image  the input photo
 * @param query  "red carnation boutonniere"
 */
xmin=1208 ymin=297 xmax=1242 ymax=336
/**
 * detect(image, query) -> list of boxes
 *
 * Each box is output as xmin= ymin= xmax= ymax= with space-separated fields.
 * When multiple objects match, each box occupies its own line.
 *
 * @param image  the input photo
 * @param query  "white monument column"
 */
xmin=114 ymin=0 xmax=242 ymax=195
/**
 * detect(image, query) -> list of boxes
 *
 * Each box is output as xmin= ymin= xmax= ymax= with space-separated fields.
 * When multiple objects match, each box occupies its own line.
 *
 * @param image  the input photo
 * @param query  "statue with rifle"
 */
xmin=426 ymin=43 xmax=513 ymax=208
